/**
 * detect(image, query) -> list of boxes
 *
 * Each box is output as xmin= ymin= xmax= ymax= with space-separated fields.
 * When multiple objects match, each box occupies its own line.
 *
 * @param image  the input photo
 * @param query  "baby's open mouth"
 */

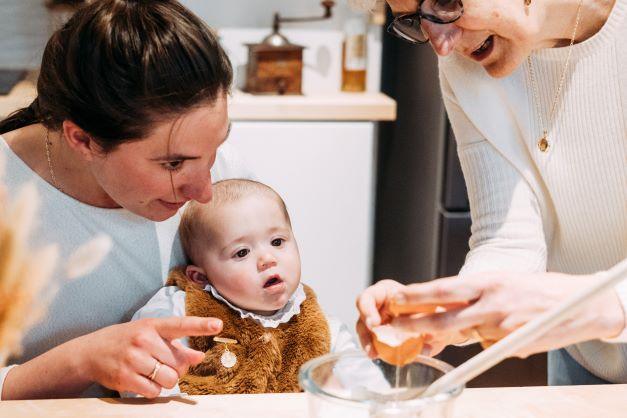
xmin=263 ymin=275 xmax=283 ymax=288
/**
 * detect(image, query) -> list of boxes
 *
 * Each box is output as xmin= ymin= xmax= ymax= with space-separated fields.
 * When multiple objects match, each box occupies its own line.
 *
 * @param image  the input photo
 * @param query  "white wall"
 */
xmin=0 ymin=0 xmax=365 ymax=68
xmin=180 ymin=0 xmax=359 ymax=29
xmin=0 ymin=0 xmax=50 ymax=68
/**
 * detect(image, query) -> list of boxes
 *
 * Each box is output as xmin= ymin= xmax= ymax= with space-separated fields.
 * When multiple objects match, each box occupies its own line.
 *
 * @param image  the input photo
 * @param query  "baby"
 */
xmin=132 ymin=179 xmax=356 ymax=395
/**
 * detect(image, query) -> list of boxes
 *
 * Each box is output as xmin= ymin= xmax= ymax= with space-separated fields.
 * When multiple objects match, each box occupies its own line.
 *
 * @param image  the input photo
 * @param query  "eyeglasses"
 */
xmin=387 ymin=0 xmax=464 ymax=45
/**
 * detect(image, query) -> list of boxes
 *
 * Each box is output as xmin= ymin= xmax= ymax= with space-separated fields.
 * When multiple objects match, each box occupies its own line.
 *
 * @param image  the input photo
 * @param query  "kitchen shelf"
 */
xmin=229 ymin=90 xmax=396 ymax=121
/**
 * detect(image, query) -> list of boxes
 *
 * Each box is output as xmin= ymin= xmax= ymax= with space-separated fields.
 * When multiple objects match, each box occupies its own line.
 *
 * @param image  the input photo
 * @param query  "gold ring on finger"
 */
xmin=148 ymin=360 xmax=162 ymax=381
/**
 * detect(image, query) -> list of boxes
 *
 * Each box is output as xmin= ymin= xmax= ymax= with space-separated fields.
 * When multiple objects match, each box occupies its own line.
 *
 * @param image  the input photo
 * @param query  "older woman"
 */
xmin=356 ymin=0 xmax=626 ymax=385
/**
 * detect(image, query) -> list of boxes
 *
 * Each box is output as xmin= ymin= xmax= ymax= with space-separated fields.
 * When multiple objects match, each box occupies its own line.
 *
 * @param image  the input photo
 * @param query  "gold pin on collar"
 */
xmin=214 ymin=337 xmax=238 ymax=345
xmin=214 ymin=337 xmax=238 ymax=368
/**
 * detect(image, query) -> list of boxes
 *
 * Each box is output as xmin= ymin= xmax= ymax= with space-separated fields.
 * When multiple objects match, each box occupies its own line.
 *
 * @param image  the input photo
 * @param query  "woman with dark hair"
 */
xmin=0 ymin=0 xmax=250 ymax=399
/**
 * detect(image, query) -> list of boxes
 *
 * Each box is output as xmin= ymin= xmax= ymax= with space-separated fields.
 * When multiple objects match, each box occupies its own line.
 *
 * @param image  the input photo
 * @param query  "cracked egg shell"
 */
xmin=371 ymin=324 xmax=425 ymax=367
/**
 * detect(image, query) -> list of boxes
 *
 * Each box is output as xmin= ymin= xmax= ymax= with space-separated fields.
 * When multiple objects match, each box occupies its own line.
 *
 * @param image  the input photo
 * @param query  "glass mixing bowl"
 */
xmin=299 ymin=350 xmax=463 ymax=418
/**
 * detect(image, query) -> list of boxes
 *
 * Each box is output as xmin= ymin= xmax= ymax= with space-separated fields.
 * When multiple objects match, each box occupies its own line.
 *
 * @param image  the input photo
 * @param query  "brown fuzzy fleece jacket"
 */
xmin=165 ymin=268 xmax=331 ymax=394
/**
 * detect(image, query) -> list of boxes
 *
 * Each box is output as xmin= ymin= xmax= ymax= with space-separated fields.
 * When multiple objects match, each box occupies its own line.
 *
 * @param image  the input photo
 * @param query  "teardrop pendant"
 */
xmin=538 ymin=134 xmax=549 ymax=153
xmin=220 ymin=348 xmax=237 ymax=368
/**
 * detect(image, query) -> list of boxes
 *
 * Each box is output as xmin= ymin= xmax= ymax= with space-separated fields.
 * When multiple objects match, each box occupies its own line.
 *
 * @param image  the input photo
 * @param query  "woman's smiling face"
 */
xmin=387 ymin=0 xmax=538 ymax=77
xmin=87 ymin=95 xmax=230 ymax=221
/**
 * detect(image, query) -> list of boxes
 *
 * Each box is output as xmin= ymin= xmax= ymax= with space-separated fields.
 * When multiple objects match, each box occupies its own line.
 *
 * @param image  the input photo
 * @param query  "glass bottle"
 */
xmin=341 ymin=15 xmax=367 ymax=92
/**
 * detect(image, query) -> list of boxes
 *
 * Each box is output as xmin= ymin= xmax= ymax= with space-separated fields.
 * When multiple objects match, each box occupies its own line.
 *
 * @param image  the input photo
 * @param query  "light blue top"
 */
xmin=0 ymin=137 xmax=252 ymax=397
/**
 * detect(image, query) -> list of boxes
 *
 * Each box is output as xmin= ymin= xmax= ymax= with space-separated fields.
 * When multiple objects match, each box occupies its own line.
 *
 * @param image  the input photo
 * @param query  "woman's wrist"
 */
xmin=1 ymin=336 xmax=96 ymax=400
xmin=65 ymin=334 xmax=95 ymax=384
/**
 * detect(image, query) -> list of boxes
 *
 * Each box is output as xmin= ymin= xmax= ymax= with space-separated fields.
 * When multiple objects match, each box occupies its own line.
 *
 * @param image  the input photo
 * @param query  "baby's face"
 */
xmin=197 ymin=194 xmax=301 ymax=315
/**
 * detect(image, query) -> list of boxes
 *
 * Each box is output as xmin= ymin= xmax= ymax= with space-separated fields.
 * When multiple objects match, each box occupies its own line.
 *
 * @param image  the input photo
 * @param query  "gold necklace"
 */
xmin=527 ymin=0 xmax=583 ymax=153
xmin=44 ymin=130 xmax=64 ymax=192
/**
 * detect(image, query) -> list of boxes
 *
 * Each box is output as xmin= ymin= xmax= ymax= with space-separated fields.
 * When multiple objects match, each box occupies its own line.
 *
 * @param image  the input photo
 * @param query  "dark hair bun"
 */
xmin=1 ymin=0 xmax=232 ymax=150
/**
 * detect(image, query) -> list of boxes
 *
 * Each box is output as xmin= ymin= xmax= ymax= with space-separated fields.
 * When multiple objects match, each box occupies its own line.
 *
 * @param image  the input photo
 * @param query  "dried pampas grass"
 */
xmin=0 ymin=153 xmax=112 ymax=366
xmin=65 ymin=234 xmax=112 ymax=280
xmin=0 ymin=182 xmax=59 ymax=366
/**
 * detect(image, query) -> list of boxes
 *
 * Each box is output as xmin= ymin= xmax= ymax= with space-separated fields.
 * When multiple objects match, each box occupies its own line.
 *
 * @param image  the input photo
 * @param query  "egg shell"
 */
xmin=370 ymin=303 xmax=442 ymax=366
xmin=371 ymin=324 xmax=425 ymax=367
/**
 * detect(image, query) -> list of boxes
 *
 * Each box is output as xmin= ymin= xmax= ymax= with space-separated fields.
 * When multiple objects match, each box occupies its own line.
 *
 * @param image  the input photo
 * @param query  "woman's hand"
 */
xmin=355 ymin=279 xmax=468 ymax=359
xmin=2 ymin=316 xmax=222 ymax=400
xmin=75 ymin=316 xmax=222 ymax=398
xmin=356 ymin=279 xmax=406 ymax=357
xmin=389 ymin=272 xmax=625 ymax=358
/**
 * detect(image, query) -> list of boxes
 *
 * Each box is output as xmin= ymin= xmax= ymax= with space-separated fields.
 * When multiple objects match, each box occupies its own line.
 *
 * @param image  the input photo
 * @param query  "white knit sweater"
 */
xmin=439 ymin=0 xmax=626 ymax=382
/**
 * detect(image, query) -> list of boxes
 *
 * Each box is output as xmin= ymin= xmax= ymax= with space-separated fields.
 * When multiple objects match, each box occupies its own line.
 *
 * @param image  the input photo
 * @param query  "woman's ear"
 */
xmin=61 ymin=120 xmax=101 ymax=161
xmin=185 ymin=265 xmax=210 ymax=288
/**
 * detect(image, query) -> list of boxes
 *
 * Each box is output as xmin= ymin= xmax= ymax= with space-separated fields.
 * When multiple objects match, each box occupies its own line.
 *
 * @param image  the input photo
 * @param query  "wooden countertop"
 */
xmin=0 ymin=74 xmax=396 ymax=122
xmin=1 ymin=385 xmax=625 ymax=417
xmin=228 ymin=90 xmax=396 ymax=121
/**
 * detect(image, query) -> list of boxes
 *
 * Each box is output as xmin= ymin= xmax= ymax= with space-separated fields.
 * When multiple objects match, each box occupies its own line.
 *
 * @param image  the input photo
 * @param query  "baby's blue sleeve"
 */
xmin=327 ymin=317 xmax=359 ymax=353
xmin=132 ymin=286 xmax=187 ymax=321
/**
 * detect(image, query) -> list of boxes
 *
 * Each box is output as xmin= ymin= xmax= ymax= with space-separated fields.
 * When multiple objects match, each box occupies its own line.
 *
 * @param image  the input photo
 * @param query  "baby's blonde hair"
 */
xmin=179 ymin=179 xmax=291 ymax=265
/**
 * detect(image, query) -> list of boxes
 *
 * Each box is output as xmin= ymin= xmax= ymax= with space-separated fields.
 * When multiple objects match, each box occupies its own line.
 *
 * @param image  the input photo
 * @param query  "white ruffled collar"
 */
xmin=203 ymin=283 xmax=306 ymax=328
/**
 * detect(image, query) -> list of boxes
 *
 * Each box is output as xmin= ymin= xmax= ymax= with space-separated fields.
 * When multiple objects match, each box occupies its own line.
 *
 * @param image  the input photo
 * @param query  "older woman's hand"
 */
xmin=76 ymin=316 xmax=222 ymax=398
xmin=387 ymin=272 xmax=625 ymax=358
xmin=356 ymin=279 xmax=469 ymax=358
xmin=356 ymin=279 xmax=405 ymax=357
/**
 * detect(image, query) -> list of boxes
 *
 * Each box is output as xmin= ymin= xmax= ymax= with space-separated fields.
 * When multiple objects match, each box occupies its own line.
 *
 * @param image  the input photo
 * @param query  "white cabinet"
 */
xmin=229 ymin=121 xmax=377 ymax=330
